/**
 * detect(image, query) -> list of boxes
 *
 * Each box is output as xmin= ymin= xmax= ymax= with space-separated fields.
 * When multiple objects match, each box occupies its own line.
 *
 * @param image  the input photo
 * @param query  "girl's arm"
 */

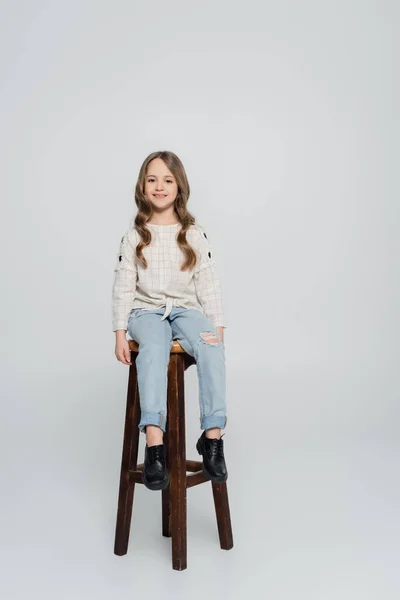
xmin=112 ymin=231 xmax=138 ymax=332
xmin=193 ymin=226 xmax=226 ymax=338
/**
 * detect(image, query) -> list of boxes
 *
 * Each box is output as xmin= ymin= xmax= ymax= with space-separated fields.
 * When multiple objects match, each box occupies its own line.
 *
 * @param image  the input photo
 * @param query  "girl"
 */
xmin=112 ymin=151 xmax=228 ymax=491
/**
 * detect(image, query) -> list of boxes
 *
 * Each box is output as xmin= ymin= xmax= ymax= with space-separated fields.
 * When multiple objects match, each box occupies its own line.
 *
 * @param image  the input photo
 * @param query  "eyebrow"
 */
xmin=146 ymin=174 xmax=174 ymax=178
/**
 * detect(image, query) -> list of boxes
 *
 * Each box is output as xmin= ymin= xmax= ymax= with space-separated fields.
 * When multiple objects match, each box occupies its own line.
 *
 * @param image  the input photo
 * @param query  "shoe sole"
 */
xmin=142 ymin=468 xmax=170 ymax=491
xmin=196 ymin=439 xmax=228 ymax=483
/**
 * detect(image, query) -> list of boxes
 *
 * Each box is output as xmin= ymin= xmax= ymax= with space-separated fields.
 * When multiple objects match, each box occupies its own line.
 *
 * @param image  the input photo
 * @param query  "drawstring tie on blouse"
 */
xmin=160 ymin=297 xmax=175 ymax=321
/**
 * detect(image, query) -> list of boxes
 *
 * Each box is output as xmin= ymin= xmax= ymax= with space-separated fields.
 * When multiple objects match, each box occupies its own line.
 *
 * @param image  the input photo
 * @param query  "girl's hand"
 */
xmin=115 ymin=332 xmax=132 ymax=366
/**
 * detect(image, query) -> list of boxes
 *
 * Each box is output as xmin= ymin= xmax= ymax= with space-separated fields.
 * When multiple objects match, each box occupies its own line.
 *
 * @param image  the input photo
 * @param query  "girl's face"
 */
xmin=144 ymin=158 xmax=178 ymax=211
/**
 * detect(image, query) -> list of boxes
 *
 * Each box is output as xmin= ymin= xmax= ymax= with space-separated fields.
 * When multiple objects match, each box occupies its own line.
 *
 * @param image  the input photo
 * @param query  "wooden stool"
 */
xmin=114 ymin=339 xmax=234 ymax=571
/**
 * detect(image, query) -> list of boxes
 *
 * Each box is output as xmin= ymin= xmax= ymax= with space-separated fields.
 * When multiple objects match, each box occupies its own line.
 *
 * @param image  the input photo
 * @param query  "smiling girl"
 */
xmin=112 ymin=150 xmax=228 ymax=490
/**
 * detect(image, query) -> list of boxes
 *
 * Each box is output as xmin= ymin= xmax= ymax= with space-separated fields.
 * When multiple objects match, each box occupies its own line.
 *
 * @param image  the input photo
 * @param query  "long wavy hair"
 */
xmin=132 ymin=151 xmax=198 ymax=271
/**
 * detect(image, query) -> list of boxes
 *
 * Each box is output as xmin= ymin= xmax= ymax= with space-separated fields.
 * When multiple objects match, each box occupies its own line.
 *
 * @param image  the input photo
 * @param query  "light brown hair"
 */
xmin=132 ymin=151 xmax=198 ymax=271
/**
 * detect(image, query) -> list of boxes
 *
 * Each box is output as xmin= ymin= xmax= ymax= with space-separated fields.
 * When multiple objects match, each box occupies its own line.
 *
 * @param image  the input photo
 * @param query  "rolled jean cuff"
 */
xmin=138 ymin=411 xmax=167 ymax=434
xmin=201 ymin=414 xmax=227 ymax=430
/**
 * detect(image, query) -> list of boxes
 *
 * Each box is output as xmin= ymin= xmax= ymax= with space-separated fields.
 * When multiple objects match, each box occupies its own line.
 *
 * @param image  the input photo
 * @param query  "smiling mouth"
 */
xmin=153 ymin=194 xmax=167 ymax=198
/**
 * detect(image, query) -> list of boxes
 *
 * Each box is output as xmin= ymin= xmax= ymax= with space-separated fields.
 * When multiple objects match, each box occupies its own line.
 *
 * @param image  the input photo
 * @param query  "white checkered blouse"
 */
xmin=111 ymin=222 xmax=226 ymax=332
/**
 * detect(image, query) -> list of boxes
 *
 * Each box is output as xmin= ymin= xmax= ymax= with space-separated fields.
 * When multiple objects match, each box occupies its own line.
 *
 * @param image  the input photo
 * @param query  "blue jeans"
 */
xmin=127 ymin=307 xmax=227 ymax=434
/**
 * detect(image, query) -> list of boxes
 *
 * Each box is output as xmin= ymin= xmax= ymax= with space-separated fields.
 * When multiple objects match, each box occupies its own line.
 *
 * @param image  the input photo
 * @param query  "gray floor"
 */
xmin=2 ymin=366 xmax=398 ymax=599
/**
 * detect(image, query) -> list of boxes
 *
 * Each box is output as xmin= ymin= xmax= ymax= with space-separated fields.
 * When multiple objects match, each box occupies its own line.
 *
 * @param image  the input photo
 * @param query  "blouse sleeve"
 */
xmin=193 ymin=226 xmax=227 ymax=328
xmin=111 ymin=230 xmax=138 ymax=331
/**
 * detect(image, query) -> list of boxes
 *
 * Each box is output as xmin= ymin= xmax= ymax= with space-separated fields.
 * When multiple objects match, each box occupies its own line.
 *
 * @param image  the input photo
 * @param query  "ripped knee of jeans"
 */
xmin=199 ymin=331 xmax=220 ymax=346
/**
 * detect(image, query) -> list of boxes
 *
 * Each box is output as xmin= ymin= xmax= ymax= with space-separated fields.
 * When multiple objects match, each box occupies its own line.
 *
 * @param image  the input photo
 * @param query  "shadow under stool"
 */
xmin=114 ymin=339 xmax=234 ymax=571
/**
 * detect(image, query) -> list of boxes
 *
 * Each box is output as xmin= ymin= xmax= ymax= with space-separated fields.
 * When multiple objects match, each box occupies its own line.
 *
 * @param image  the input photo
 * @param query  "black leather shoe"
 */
xmin=196 ymin=430 xmax=228 ymax=483
xmin=142 ymin=444 xmax=170 ymax=491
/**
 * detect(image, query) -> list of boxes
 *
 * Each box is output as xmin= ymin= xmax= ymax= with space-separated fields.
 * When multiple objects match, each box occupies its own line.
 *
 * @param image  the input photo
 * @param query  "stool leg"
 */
xmin=114 ymin=356 xmax=140 ymax=556
xmin=161 ymin=427 xmax=171 ymax=537
xmin=212 ymin=481 xmax=234 ymax=550
xmin=167 ymin=354 xmax=187 ymax=570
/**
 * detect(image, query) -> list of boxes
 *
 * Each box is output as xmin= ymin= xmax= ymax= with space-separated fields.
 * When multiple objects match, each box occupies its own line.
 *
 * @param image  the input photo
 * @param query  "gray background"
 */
xmin=1 ymin=1 xmax=398 ymax=598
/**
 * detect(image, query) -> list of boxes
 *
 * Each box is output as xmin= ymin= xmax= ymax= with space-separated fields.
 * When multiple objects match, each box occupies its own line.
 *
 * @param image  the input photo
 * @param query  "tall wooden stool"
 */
xmin=114 ymin=340 xmax=234 ymax=571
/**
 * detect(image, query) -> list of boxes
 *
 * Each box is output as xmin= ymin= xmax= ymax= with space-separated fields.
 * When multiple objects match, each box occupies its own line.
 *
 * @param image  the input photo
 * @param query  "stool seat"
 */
xmin=114 ymin=337 xmax=233 ymax=571
xmin=129 ymin=339 xmax=187 ymax=353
